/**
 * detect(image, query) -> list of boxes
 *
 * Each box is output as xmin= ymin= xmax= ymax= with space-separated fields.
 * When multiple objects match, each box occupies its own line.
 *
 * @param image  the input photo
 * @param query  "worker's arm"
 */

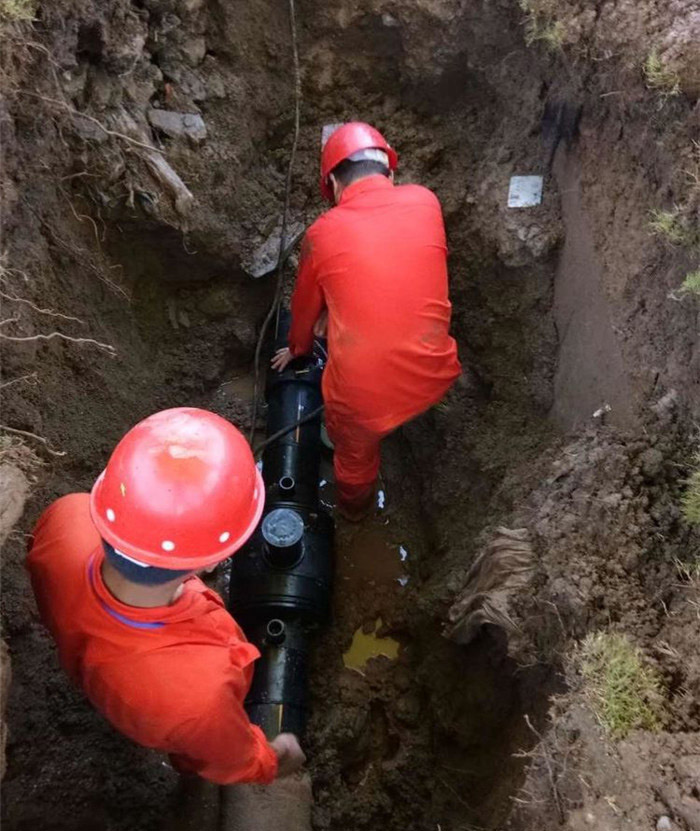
xmin=271 ymin=230 xmax=325 ymax=372
xmin=288 ymin=229 xmax=325 ymax=357
xmin=169 ymin=679 xmax=303 ymax=785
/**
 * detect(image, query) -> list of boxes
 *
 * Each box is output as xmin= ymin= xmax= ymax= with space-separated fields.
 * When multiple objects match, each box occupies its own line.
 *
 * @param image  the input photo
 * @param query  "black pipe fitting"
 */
xmin=228 ymin=312 xmax=333 ymax=740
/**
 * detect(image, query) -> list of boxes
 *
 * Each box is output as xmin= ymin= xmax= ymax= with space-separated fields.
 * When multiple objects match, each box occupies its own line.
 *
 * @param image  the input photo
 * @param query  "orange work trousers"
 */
xmin=324 ymin=411 xmax=390 ymax=508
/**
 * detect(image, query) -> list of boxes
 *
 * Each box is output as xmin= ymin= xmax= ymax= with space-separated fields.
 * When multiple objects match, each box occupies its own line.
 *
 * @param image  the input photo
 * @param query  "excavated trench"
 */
xmin=2 ymin=194 xmax=561 ymax=831
xmin=3 ymin=1 xmax=700 ymax=830
xmin=1 ymin=176 xmax=562 ymax=831
xmin=4 ymin=245 xmax=554 ymax=829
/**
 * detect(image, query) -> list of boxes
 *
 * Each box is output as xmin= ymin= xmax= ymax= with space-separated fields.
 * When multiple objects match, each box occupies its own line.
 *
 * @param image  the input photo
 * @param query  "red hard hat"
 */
xmin=90 ymin=408 xmax=264 ymax=570
xmin=320 ymin=122 xmax=398 ymax=201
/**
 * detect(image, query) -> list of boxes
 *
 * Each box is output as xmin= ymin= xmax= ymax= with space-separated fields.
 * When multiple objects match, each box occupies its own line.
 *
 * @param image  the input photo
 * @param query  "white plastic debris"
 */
xmin=377 ymin=489 xmax=386 ymax=510
xmin=656 ymin=816 xmax=674 ymax=831
xmin=399 ymin=545 xmax=408 ymax=562
xmin=592 ymin=403 xmax=612 ymax=419
xmin=322 ymin=123 xmax=344 ymax=148
xmin=319 ymin=479 xmax=327 ymax=487
xmin=397 ymin=576 xmax=409 ymax=587
xmin=507 ymin=175 xmax=543 ymax=208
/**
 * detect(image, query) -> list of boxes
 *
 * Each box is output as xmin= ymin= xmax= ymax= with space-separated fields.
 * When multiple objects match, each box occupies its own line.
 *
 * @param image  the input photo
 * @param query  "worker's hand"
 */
xmin=271 ymin=347 xmax=294 ymax=373
xmin=313 ymin=309 xmax=328 ymax=338
xmin=270 ymin=733 xmax=306 ymax=777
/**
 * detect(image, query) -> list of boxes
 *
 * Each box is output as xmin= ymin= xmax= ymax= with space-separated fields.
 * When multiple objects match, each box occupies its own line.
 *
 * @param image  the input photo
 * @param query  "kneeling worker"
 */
xmin=27 ymin=407 xmax=305 ymax=784
xmin=273 ymin=122 xmax=462 ymax=519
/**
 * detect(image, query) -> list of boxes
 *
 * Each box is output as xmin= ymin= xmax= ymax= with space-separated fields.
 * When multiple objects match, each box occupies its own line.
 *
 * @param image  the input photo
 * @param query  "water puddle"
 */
xmin=336 ymin=525 xmax=409 ymax=591
xmin=342 ymin=618 xmax=400 ymax=673
xmin=217 ymin=374 xmax=256 ymax=400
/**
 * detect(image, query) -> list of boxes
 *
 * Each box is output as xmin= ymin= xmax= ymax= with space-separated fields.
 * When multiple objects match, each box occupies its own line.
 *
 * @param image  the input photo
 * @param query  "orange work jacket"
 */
xmin=289 ymin=175 xmax=461 ymax=433
xmin=26 ymin=493 xmax=277 ymax=785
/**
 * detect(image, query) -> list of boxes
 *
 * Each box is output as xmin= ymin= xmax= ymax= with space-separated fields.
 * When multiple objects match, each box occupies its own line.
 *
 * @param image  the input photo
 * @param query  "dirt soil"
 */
xmin=1 ymin=0 xmax=699 ymax=830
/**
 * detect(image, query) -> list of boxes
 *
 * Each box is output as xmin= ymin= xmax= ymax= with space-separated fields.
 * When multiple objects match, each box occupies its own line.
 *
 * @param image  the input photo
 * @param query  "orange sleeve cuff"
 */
xmin=169 ymin=700 xmax=279 ymax=785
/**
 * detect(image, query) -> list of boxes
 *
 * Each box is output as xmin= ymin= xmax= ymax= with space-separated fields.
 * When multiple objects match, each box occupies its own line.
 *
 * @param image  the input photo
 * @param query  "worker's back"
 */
xmin=26 ymin=494 xmax=277 ymax=784
xmin=300 ymin=175 xmax=461 ymax=433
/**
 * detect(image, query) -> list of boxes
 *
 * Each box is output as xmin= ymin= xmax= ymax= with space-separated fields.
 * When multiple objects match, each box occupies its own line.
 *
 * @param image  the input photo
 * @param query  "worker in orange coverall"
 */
xmin=27 ymin=408 xmax=305 ymax=784
xmin=272 ymin=122 xmax=462 ymax=519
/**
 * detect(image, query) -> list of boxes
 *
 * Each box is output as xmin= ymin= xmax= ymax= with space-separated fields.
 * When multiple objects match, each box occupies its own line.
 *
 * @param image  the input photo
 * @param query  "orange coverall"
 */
xmin=288 ymin=175 xmax=461 ymax=506
xmin=26 ymin=493 xmax=278 ymax=784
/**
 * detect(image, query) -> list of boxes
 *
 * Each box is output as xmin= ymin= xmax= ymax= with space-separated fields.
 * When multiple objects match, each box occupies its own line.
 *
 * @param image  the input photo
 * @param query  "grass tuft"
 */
xmin=679 ymin=269 xmax=700 ymax=297
xmin=674 ymin=555 xmax=700 ymax=583
xmin=648 ymin=208 xmax=693 ymax=245
xmin=681 ymin=461 xmax=700 ymax=525
xmin=643 ymin=50 xmax=681 ymax=96
xmin=519 ymin=0 xmax=564 ymax=51
xmin=580 ymin=632 xmax=664 ymax=738
xmin=0 ymin=0 xmax=35 ymax=21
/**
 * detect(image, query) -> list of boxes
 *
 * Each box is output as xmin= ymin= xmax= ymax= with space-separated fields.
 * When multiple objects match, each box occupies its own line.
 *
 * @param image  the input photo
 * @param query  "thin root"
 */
xmin=0 ymin=424 xmax=66 ymax=457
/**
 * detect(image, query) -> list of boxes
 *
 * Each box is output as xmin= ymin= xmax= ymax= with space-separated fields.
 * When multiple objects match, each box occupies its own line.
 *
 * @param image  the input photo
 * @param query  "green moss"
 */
xmin=648 ymin=208 xmax=693 ymax=245
xmin=681 ymin=465 xmax=700 ymax=525
xmin=0 ymin=0 xmax=35 ymax=21
xmin=679 ymin=269 xmax=700 ymax=297
xmin=580 ymin=632 xmax=664 ymax=738
xmin=643 ymin=50 xmax=681 ymax=96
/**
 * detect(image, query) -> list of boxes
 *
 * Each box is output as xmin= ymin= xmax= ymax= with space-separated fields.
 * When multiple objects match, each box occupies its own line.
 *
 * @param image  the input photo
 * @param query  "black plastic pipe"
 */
xmin=228 ymin=313 xmax=333 ymax=739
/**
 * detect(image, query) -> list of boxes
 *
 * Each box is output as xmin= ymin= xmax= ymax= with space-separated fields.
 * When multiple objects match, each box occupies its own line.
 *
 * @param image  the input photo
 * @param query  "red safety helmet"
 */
xmin=90 ymin=408 xmax=264 ymax=570
xmin=320 ymin=122 xmax=398 ymax=201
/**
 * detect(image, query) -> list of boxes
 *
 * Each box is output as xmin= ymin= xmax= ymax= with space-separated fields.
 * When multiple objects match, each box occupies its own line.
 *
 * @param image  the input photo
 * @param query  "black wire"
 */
xmin=252 ymin=404 xmax=325 ymax=457
xmin=248 ymin=0 xmax=302 ymax=445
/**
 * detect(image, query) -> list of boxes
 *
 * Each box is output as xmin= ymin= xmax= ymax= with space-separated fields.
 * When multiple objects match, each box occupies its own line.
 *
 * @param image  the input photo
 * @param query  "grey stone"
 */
xmin=174 ymin=35 xmax=206 ymax=67
xmin=103 ymin=12 xmax=148 ymax=73
xmin=123 ymin=63 xmax=163 ymax=105
xmin=148 ymin=108 xmax=207 ymax=144
xmin=162 ymin=65 xmax=208 ymax=102
xmin=651 ymin=389 xmax=678 ymax=423
xmin=205 ymin=71 xmax=226 ymax=100
xmin=241 ymin=220 xmax=306 ymax=279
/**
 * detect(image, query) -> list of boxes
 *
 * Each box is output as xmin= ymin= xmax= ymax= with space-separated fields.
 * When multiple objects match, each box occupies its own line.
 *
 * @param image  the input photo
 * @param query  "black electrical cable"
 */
xmin=248 ymin=0 xmax=302 ymax=445
xmin=252 ymin=404 xmax=324 ymax=457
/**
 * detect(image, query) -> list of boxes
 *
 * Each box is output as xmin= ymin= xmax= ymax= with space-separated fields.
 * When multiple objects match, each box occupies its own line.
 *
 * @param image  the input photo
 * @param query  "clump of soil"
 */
xmin=2 ymin=0 xmax=700 ymax=830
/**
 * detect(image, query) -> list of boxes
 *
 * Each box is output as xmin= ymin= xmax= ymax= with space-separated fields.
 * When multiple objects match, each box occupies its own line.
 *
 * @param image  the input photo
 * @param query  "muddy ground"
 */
xmin=1 ymin=0 xmax=699 ymax=829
